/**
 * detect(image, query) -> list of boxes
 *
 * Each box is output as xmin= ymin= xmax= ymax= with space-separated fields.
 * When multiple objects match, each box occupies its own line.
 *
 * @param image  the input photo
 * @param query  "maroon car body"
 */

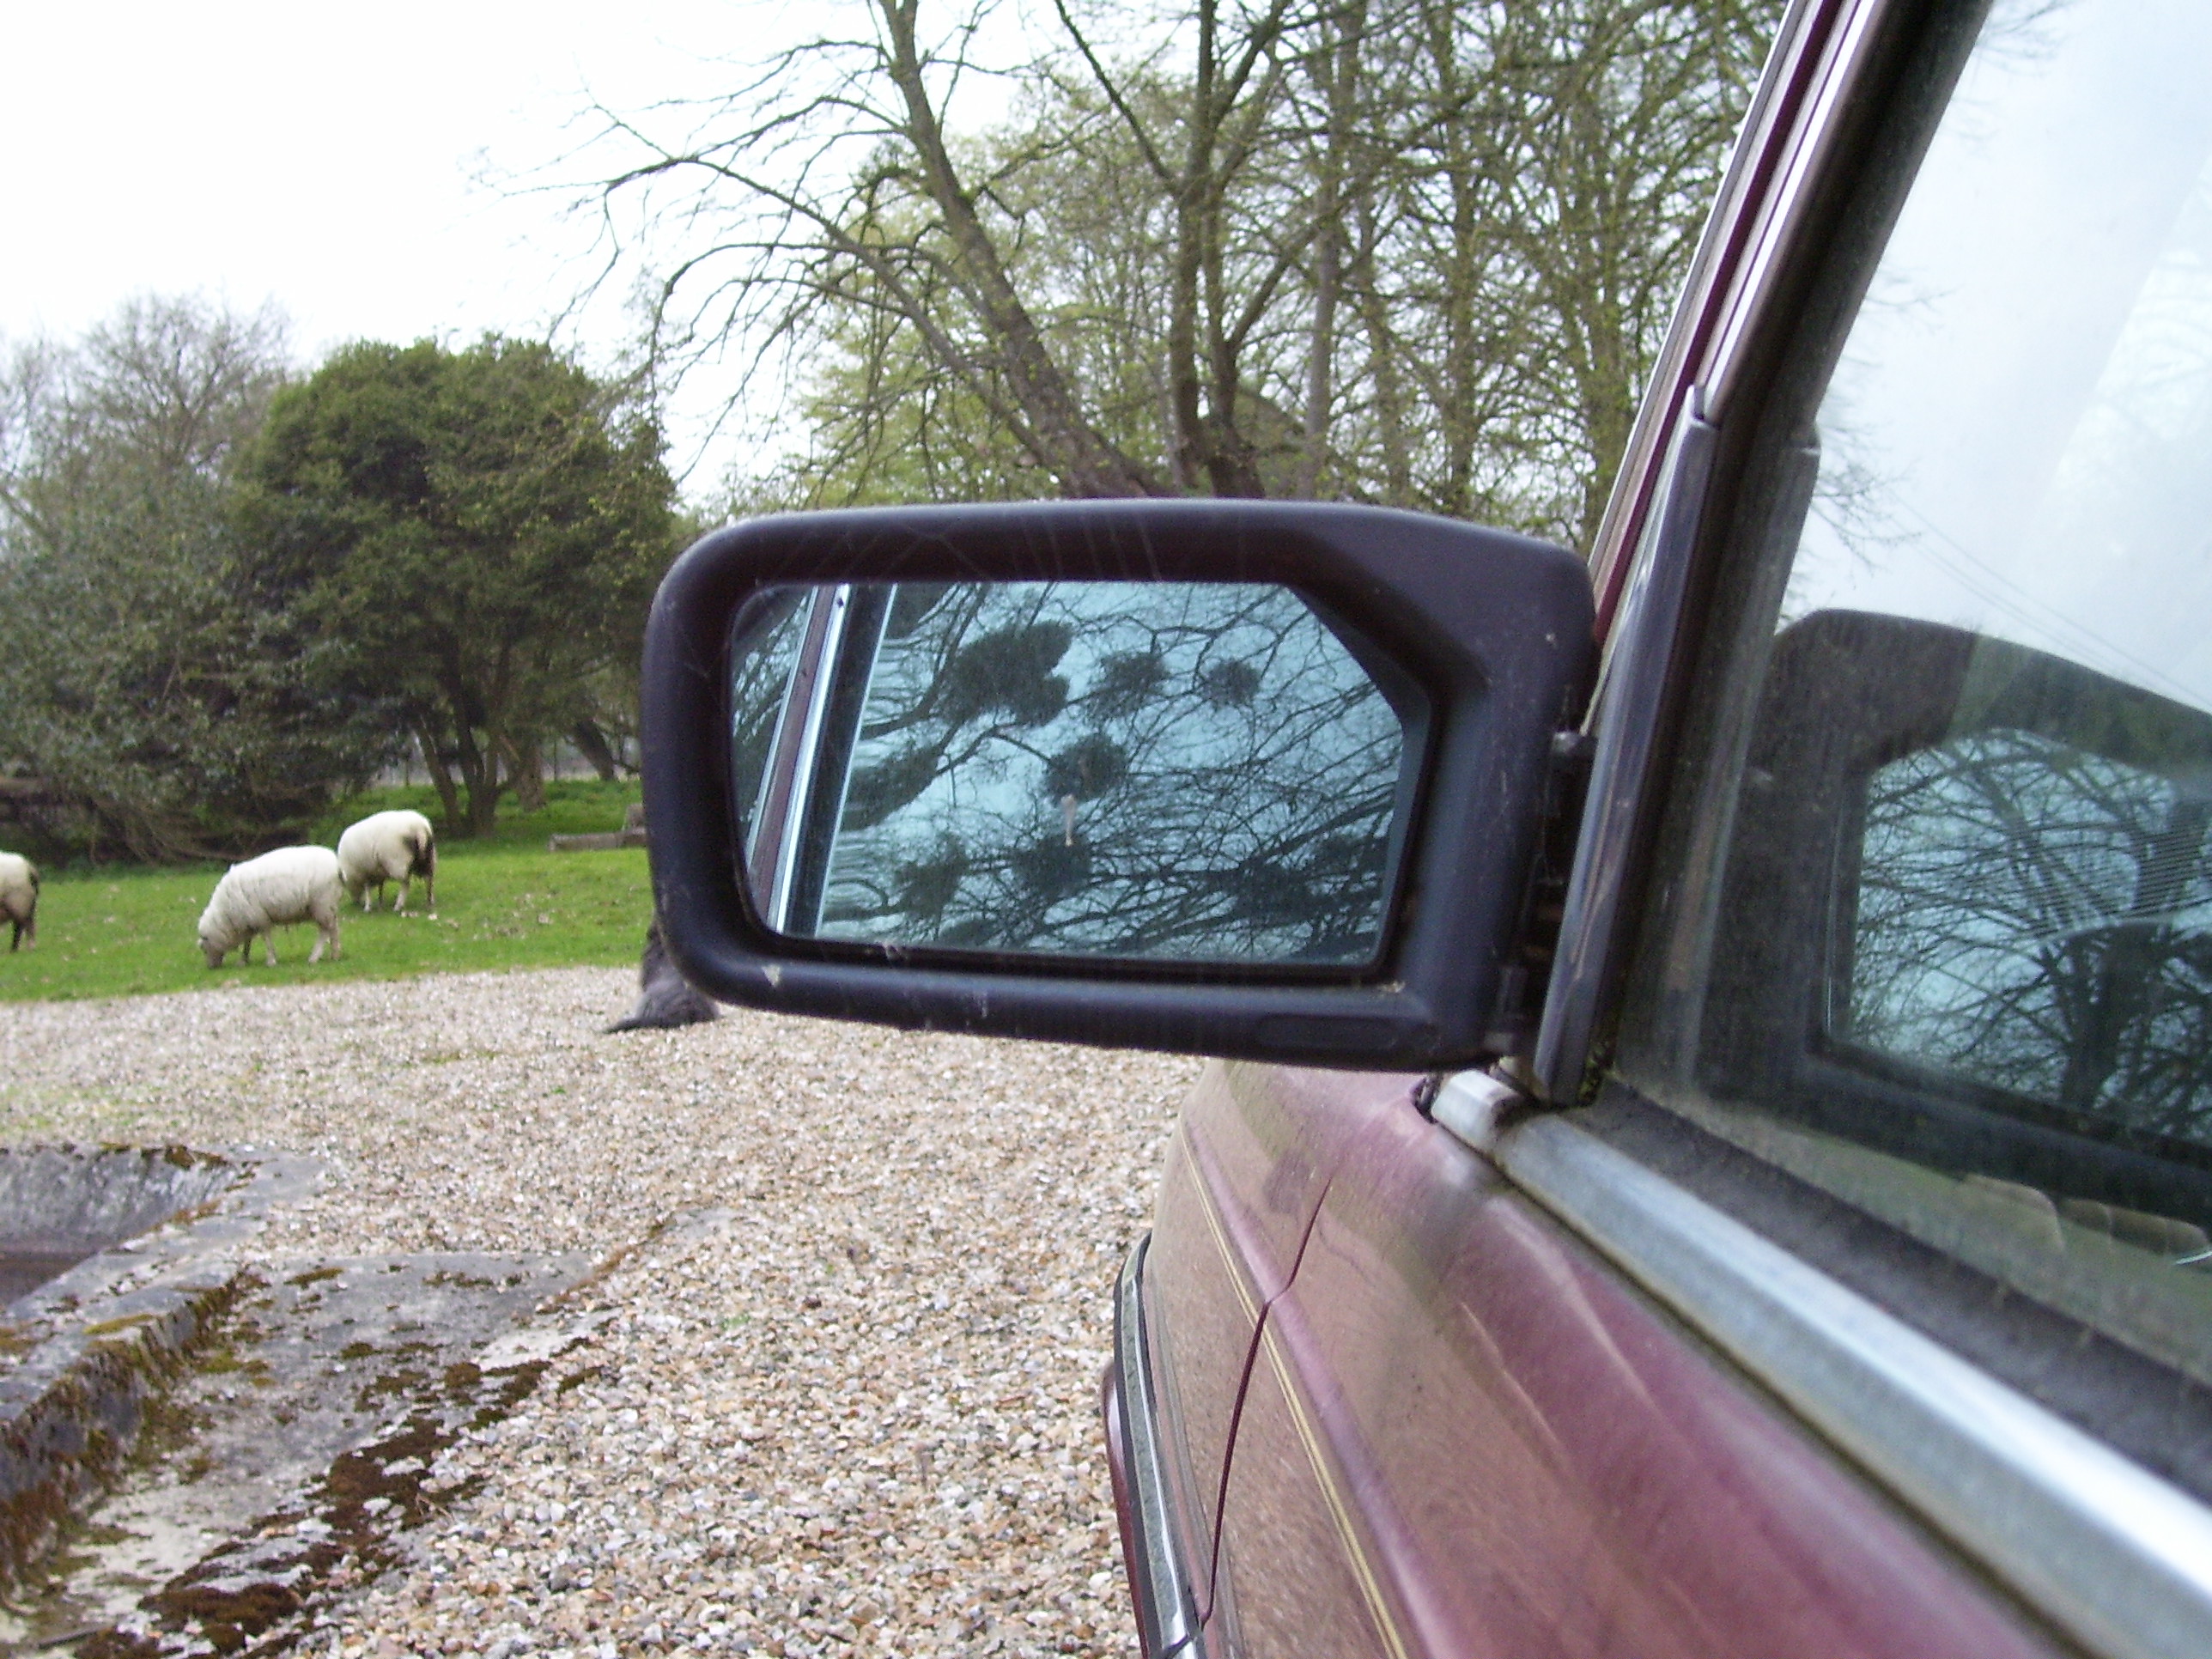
xmin=1119 ymin=1070 xmax=2057 ymax=1658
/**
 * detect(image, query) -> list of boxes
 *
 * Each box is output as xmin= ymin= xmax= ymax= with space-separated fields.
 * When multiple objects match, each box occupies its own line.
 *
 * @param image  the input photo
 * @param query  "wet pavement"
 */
xmin=0 ymin=969 xmax=1179 ymax=1658
xmin=0 ymin=1247 xmax=93 ymax=1305
xmin=4 ymin=1249 xmax=595 ymax=1655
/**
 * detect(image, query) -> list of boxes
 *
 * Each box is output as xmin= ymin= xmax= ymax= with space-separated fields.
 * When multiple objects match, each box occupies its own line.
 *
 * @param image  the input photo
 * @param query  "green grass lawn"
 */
xmin=0 ymin=781 xmax=653 ymax=1002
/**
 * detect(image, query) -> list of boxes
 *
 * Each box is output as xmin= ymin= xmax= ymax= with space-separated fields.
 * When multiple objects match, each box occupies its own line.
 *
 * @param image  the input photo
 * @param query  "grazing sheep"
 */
xmin=606 ymin=918 xmax=720 ymax=1032
xmin=0 ymin=853 xmax=36 ymax=951
xmin=337 ymin=809 xmax=437 ymax=914
xmin=198 ymin=846 xmax=344 ymax=968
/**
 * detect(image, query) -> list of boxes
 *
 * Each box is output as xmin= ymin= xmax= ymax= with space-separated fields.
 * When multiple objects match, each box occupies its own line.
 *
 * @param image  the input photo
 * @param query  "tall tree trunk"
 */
xmin=466 ymin=758 xmax=502 ymax=838
xmin=447 ymin=711 xmax=501 ymax=838
xmin=1300 ymin=229 xmax=1340 ymax=500
xmin=416 ymin=720 xmax=465 ymax=836
xmin=1169 ymin=0 xmax=1222 ymax=494
xmin=1299 ymin=1 xmax=1367 ymax=499
xmin=504 ymin=734 xmax=549 ymax=813
xmin=571 ymin=720 xmax=622 ymax=782
xmin=1353 ymin=194 xmax=1412 ymax=505
xmin=1426 ymin=0 xmax=1483 ymax=519
xmin=875 ymin=0 xmax=1164 ymax=499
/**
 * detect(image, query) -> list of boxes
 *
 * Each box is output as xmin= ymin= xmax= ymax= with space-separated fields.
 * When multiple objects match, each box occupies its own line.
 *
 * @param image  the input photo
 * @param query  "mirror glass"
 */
xmin=728 ymin=580 xmax=1421 ymax=967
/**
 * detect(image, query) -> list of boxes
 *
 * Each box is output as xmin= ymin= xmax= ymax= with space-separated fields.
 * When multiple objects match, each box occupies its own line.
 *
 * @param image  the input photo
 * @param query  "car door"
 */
xmin=1140 ymin=1064 xmax=1413 ymax=1640
xmin=1194 ymin=0 xmax=2212 ymax=1653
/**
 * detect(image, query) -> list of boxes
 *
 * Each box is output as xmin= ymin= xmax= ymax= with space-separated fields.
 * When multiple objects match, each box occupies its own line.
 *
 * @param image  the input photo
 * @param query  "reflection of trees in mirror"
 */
xmin=809 ymin=582 xmax=1410 ymax=965
xmin=1849 ymin=726 xmax=2212 ymax=1146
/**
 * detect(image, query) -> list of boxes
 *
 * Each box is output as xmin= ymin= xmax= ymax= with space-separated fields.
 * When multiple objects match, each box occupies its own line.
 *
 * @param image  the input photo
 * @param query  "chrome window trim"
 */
xmin=1700 ymin=0 xmax=1894 ymax=417
xmin=1586 ymin=0 xmax=1888 ymax=621
xmin=1496 ymin=1113 xmax=2212 ymax=1659
xmin=1115 ymin=1234 xmax=1211 ymax=1659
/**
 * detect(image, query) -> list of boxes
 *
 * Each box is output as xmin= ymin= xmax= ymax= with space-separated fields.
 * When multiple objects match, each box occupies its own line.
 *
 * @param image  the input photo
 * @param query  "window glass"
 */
xmin=1783 ymin=0 xmax=2212 ymax=696
xmin=1849 ymin=726 xmax=2212 ymax=1138
xmin=1617 ymin=0 xmax=2212 ymax=1400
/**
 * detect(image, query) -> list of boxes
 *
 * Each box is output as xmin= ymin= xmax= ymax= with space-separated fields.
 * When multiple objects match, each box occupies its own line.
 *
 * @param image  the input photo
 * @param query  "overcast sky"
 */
xmin=1790 ymin=0 xmax=2212 ymax=713
xmin=1 ymin=1 xmax=836 ymax=493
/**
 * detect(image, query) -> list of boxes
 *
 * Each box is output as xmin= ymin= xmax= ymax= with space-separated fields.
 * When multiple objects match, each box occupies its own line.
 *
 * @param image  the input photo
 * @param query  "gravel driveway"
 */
xmin=0 ymin=967 xmax=1199 ymax=1657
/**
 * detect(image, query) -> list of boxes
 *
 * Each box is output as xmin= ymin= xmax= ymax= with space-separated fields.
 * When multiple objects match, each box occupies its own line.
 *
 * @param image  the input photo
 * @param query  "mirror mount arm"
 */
xmin=1483 ymin=728 xmax=1601 ymax=1058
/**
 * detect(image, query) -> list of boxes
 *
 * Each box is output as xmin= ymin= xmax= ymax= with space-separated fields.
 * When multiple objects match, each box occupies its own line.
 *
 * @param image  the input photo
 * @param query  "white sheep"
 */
xmin=0 ymin=852 xmax=36 ymax=951
xmin=337 ymin=809 xmax=437 ymax=914
xmin=198 ymin=846 xmax=344 ymax=968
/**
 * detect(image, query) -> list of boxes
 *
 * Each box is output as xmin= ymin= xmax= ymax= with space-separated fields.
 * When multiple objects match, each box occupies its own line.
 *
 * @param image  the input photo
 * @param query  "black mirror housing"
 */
xmin=641 ymin=500 xmax=1593 ymax=1067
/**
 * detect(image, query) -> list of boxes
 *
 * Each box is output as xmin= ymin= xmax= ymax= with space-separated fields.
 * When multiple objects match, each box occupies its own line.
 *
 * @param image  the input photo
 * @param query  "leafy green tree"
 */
xmin=241 ymin=337 xmax=679 ymax=835
xmin=0 ymin=296 xmax=389 ymax=861
xmin=587 ymin=0 xmax=1780 ymax=545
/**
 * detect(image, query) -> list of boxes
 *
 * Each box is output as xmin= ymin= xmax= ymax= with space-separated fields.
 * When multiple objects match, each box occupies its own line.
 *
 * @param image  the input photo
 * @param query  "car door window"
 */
xmin=1613 ymin=0 xmax=2212 ymax=1437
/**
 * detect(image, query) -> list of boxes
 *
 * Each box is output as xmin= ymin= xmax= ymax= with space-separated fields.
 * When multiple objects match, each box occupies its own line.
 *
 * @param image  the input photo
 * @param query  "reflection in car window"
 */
xmin=1850 ymin=726 xmax=2212 ymax=1138
xmin=1615 ymin=0 xmax=2212 ymax=1413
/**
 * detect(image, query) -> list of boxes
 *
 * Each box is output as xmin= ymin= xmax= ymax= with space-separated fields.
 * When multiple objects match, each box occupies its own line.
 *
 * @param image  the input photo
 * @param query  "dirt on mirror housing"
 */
xmin=0 ymin=967 xmax=1194 ymax=1656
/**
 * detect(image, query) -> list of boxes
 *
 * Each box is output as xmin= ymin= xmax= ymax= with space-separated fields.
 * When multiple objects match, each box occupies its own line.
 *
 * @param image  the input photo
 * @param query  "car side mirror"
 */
xmin=641 ymin=501 xmax=1593 ymax=1066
